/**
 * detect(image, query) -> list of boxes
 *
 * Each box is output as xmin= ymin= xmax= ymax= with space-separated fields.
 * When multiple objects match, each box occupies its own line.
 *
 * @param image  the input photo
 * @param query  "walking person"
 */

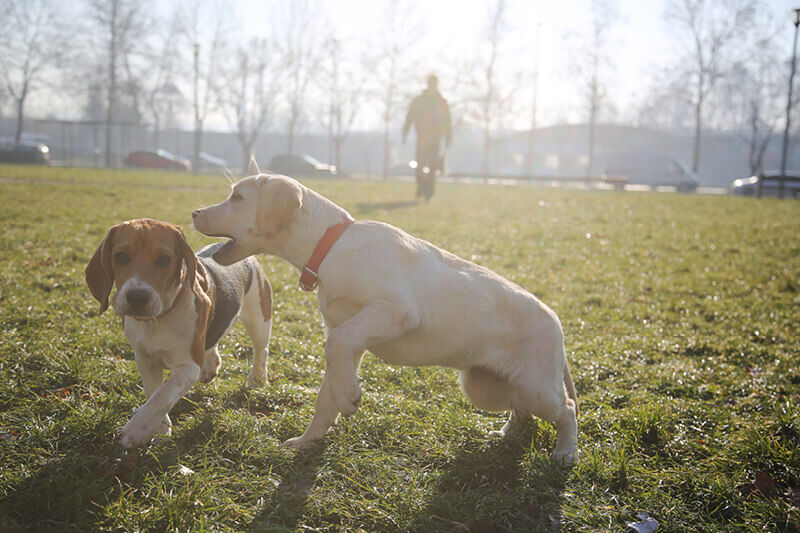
xmin=402 ymin=74 xmax=452 ymax=201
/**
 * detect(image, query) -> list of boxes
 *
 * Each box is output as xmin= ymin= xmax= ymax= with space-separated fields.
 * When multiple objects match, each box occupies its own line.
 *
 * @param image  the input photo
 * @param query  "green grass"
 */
xmin=0 ymin=164 xmax=799 ymax=531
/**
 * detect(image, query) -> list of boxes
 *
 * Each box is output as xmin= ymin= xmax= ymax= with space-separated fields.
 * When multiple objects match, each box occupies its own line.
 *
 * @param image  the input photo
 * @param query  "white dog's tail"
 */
xmin=563 ymin=361 xmax=579 ymax=418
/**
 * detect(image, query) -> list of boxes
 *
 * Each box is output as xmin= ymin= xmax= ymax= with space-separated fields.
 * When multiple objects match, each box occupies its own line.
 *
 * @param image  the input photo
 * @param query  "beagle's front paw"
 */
xmin=200 ymin=351 xmax=221 ymax=383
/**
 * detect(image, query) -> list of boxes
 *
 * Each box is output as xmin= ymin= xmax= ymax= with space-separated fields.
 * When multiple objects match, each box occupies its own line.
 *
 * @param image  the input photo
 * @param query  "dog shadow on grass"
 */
xmin=412 ymin=420 xmax=570 ymax=532
xmin=247 ymin=445 xmax=325 ymax=530
xmin=0 ymin=447 xmax=139 ymax=530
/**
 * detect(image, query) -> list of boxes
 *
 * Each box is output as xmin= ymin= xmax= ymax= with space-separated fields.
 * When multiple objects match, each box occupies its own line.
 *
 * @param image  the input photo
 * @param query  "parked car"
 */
xmin=123 ymin=150 xmax=190 ymax=171
xmin=604 ymin=151 xmax=699 ymax=192
xmin=0 ymin=142 xmax=51 ymax=165
xmin=729 ymin=171 xmax=800 ymax=198
xmin=267 ymin=154 xmax=336 ymax=177
xmin=186 ymin=151 xmax=228 ymax=173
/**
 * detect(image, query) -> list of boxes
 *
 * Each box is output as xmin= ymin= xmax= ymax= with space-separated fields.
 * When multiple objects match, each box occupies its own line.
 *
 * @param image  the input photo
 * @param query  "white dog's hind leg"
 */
xmin=241 ymin=282 xmax=271 ymax=388
xmin=284 ymin=301 xmax=419 ymax=449
xmin=488 ymin=411 xmax=526 ymax=438
xmin=513 ymin=379 xmax=578 ymax=467
xmin=551 ymin=400 xmax=579 ymax=466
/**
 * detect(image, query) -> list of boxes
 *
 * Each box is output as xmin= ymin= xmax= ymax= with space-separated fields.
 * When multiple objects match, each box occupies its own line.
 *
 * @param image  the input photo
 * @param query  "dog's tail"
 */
xmin=563 ymin=360 xmax=578 ymax=418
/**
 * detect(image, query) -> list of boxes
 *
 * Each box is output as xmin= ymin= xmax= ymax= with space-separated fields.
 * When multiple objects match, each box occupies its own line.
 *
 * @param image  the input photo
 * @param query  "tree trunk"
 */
xmin=692 ymin=99 xmax=702 ymax=173
xmin=335 ymin=137 xmax=342 ymax=173
xmin=242 ymin=142 xmax=253 ymax=174
xmin=483 ymin=124 xmax=491 ymax=180
xmin=587 ymin=102 xmax=596 ymax=178
xmin=152 ymin=115 xmax=160 ymax=150
xmin=287 ymin=105 xmax=297 ymax=155
xmin=193 ymin=120 xmax=202 ymax=174
xmin=14 ymin=97 xmax=24 ymax=144
xmin=105 ymin=0 xmax=118 ymax=168
xmin=382 ymin=118 xmax=390 ymax=180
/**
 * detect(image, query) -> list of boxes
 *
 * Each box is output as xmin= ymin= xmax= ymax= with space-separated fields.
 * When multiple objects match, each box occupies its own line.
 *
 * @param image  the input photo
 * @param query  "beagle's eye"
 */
xmin=155 ymin=255 xmax=172 ymax=268
xmin=114 ymin=252 xmax=129 ymax=265
xmin=231 ymin=191 xmax=242 ymax=202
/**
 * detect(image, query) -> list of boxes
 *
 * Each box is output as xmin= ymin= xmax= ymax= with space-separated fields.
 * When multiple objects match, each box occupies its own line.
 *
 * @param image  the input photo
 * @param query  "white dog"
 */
xmin=193 ymin=158 xmax=578 ymax=465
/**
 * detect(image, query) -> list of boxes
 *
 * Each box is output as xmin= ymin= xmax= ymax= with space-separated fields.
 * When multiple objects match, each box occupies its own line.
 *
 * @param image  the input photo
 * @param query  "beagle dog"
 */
xmin=192 ymin=158 xmax=578 ymax=466
xmin=86 ymin=219 xmax=272 ymax=449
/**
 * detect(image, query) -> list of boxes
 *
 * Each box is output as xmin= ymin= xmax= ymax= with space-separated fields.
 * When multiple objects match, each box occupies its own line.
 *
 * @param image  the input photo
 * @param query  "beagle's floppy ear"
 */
xmin=256 ymin=178 xmax=302 ymax=238
xmin=85 ymin=225 xmax=119 ymax=314
xmin=173 ymin=225 xmax=200 ymax=296
xmin=172 ymin=225 xmax=213 ymax=368
xmin=248 ymin=154 xmax=260 ymax=176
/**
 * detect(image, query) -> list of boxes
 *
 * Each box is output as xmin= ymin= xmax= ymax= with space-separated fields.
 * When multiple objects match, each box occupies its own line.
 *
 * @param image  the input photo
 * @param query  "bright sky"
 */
xmin=22 ymin=0 xmax=800 ymax=131
xmin=230 ymin=0 xmax=800 ymax=129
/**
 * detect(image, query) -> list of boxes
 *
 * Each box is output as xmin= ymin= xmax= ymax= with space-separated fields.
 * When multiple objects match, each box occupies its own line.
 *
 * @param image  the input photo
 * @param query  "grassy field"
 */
xmin=0 ymin=164 xmax=799 ymax=532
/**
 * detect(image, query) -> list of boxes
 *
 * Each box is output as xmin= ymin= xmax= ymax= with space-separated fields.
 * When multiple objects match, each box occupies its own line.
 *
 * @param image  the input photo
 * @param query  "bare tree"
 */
xmin=321 ymin=37 xmax=364 ymax=172
xmin=217 ymin=38 xmax=281 ymax=172
xmin=524 ymin=22 xmax=542 ymax=177
xmin=456 ymin=0 xmax=519 ymax=177
xmin=0 ymin=0 xmax=70 ymax=143
xmin=665 ymin=0 xmax=757 ymax=173
xmin=85 ymin=0 xmax=150 ymax=167
xmin=568 ymin=0 xmax=616 ymax=177
xmin=721 ymin=40 xmax=785 ymax=174
xmin=179 ymin=0 xmax=229 ymax=173
xmin=370 ymin=0 xmax=421 ymax=179
xmin=274 ymin=0 xmax=324 ymax=155
xmin=144 ymin=11 xmax=183 ymax=150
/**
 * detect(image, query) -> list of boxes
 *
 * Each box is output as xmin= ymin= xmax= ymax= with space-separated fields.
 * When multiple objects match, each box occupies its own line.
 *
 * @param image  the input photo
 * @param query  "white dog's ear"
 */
xmin=248 ymin=154 xmax=260 ymax=176
xmin=256 ymin=178 xmax=302 ymax=237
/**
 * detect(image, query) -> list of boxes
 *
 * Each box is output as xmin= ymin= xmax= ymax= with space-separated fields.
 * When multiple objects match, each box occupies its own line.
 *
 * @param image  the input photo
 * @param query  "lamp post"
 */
xmin=779 ymin=8 xmax=800 ymax=199
xmin=192 ymin=43 xmax=200 ymax=175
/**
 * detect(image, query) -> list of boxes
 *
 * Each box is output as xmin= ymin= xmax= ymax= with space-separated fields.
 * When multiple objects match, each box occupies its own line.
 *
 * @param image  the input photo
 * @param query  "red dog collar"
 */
xmin=300 ymin=216 xmax=354 ymax=291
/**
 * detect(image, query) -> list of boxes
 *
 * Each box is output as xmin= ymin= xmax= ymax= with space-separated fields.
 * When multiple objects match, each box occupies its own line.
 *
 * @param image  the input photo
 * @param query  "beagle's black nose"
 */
xmin=126 ymin=288 xmax=150 ymax=307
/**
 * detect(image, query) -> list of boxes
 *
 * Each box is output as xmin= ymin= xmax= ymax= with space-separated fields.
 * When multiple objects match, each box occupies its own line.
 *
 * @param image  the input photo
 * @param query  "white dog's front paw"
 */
xmin=283 ymin=435 xmax=321 ymax=450
xmin=245 ymin=370 xmax=267 ymax=388
xmin=119 ymin=417 xmax=158 ymax=449
xmin=332 ymin=380 xmax=362 ymax=417
xmin=155 ymin=417 xmax=172 ymax=437
xmin=551 ymin=446 xmax=579 ymax=468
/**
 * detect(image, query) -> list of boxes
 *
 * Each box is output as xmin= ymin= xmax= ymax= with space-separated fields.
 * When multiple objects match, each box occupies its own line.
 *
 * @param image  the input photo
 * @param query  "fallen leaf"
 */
xmin=740 ymin=471 xmax=779 ymax=499
xmin=755 ymin=471 xmax=778 ymax=497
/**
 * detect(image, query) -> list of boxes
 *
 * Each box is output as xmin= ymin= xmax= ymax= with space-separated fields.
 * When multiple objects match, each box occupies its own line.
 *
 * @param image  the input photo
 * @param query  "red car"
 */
xmin=123 ymin=150 xmax=191 ymax=171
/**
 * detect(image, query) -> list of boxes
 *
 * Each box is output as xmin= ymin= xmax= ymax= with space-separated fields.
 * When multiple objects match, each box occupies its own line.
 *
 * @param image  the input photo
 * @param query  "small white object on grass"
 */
xmin=626 ymin=511 xmax=658 ymax=533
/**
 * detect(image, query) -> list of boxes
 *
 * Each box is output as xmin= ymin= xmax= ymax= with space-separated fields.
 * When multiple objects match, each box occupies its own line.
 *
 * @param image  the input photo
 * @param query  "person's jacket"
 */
xmin=403 ymin=89 xmax=452 ymax=145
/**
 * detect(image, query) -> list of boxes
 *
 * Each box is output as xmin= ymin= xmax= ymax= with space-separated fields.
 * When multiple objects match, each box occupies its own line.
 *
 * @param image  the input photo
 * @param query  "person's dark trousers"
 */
xmin=415 ymin=137 xmax=441 ymax=200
